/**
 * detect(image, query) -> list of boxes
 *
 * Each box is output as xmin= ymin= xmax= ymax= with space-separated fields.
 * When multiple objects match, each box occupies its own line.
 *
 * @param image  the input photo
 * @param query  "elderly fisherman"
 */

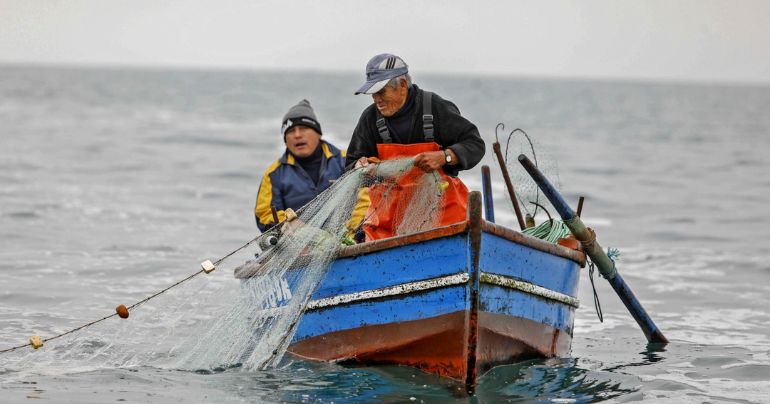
xmin=255 ymin=100 xmax=346 ymax=232
xmin=346 ymin=53 xmax=485 ymax=241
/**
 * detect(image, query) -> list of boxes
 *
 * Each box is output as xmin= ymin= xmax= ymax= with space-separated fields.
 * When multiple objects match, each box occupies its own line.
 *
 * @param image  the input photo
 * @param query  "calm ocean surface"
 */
xmin=1 ymin=65 xmax=769 ymax=403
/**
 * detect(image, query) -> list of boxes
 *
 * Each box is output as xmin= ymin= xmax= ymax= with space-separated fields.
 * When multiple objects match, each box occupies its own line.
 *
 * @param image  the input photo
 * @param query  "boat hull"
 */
xmin=290 ymin=310 xmax=572 ymax=381
xmin=235 ymin=193 xmax=585 ymax=393
xmin=282 ymin=200 xmax=584 ymax=392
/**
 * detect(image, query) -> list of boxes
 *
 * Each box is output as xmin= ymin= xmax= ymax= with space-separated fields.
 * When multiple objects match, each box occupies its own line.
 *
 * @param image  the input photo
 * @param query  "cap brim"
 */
xmin=354 ymin=79 xmax=389 ymax=95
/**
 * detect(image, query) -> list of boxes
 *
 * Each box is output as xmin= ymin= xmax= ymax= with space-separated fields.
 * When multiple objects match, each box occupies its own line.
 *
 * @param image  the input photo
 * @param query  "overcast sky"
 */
xmin=1 ymin=0 xmax=769 ymax=84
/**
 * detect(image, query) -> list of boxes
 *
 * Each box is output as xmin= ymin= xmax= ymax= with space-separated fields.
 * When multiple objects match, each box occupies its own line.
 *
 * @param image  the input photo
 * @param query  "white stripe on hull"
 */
xmin=307 ymin=273 xmax=470 ymax=310
xmin=304 ymin=271 xmax=578 ymax=311
xmin=480 ymin=272 xmax=580 ymax=308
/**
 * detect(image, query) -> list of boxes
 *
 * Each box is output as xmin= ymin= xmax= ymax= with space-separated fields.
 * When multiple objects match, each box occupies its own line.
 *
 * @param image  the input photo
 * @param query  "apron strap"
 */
xmin=422 ymin=91 xmax=434 ymax=142
xmin=375 ymin=90 xmax=433 ymax=144
xmin=375 ymin=117 xmax=392 ymax=144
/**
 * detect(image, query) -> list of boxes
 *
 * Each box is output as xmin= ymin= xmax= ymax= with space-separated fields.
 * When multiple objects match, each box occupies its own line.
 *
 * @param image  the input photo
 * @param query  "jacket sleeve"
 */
xmin=435 ymin=98 xmax=485 ymax=173
xmin=255 ymin=164 xmax=285 ymax=232
xmin=345 ymin=107 xmax=380 ymax=171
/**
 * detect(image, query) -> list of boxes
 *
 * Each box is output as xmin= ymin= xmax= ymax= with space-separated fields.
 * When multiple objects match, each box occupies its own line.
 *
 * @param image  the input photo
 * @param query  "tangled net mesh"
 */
xmin=501 ymin=128 xmax=562 ymax=222
xmin=1 ymin=157 xmax=447 ymax=376
xmin=177 ymin=157 xmax=447 ymax=371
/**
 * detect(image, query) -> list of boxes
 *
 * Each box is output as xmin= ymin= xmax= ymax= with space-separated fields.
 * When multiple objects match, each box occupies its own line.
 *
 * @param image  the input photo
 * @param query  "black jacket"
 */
xmin=345 ymin=85 xmax=485 ymax=176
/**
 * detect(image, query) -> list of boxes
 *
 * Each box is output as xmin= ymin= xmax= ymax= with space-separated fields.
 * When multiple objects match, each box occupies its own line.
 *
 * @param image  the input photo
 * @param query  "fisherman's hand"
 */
xmin=354 ymin=157 xmax=370 ymax=168
xmin=413 ymin=151 xmax=446 ymax=172
xmin=280 ymin=217 xmax=304 ymax=235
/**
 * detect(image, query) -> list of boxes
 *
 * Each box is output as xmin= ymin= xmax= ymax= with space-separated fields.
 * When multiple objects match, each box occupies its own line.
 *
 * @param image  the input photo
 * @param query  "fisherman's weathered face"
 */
xmin=285 ymin=126 xmax=321 ymax=158
xmin=372 ymin=79 xmax=408 ymax=117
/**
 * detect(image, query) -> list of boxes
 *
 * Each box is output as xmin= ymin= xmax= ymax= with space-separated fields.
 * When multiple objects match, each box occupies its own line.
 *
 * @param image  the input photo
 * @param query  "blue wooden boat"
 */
xmin=235 ymin=192 xmax=585 ymax=393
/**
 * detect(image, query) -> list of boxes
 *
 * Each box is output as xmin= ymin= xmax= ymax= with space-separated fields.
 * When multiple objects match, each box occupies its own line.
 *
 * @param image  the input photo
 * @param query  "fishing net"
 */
xmin=0 ymin=157 xmax=447 ymax=377
xmin=175 ymin=157 xmax=445 ymax=371
xmin=393 ymin=171 xmax=444 ymax=236
xmin=499 ymin=126 xmax=563 ymax=225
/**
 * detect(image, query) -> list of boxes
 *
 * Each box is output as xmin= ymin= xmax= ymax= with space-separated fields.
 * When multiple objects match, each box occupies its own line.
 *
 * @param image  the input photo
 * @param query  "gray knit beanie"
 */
xmin=281 ymin=99 xmax=322 ymax=136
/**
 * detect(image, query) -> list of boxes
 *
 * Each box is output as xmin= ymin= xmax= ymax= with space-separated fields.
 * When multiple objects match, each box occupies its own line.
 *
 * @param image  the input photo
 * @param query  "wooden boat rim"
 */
xmin=235 ymin=213 xmax=585 ymax=279
xmin=337 ymin=220 xmax=586 ymax=266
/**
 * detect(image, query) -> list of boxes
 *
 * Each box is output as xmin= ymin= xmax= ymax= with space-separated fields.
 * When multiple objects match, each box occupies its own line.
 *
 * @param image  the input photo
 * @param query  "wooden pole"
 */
xmin=480 ymin=165 xmax=495 ymax=223
xmin=464 ymin=191 xmax=482 ymax=395
xmin=492 ymin=142 xmax=526 ymax=230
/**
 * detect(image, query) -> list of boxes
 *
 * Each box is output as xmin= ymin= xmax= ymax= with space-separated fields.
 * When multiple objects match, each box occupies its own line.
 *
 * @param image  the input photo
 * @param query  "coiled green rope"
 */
xmin=521 ymin=219 xmax=572 ymax=243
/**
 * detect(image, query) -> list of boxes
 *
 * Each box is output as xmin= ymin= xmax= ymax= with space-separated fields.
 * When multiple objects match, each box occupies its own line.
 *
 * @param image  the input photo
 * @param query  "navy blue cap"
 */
xmin=355 ymin=53 xmax=409 ymax=95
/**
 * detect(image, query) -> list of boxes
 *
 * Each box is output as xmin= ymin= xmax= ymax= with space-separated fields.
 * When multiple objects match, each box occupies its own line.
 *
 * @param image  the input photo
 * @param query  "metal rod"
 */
xmin=480 ymin=165 xmax=495 ymax=223
xmin=577 ymin=196 xmax=585 ymax=217
xmin=517 ymin=154 xmax=668 ymax=344
xmin=492 ymin=142 xmax=526 ymax=230
xmin=270 ymin=206 xmax=279 ymax=223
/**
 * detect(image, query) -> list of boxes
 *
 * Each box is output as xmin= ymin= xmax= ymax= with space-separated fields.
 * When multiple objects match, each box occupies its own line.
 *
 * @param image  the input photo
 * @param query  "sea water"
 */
xmin=1 ymin=65 xmax=769 ymax=403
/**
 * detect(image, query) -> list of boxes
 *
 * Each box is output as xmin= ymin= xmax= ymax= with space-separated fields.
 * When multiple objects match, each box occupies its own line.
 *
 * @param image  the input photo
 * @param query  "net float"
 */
xmin=116 ymin=304 xmax=129 ymax=319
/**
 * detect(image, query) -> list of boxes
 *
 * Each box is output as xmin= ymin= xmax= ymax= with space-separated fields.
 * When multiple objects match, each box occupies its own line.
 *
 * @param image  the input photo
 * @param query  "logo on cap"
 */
xmin=355 ymin=53 xmax=409 ymax=95
xmin=281 ymin=119 xmax=292 ymax=134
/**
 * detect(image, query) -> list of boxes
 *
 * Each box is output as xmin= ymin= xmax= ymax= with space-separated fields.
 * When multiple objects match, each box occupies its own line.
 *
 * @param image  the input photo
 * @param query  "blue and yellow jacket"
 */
xmin=255 ymin=141 xmax=346 ymax=232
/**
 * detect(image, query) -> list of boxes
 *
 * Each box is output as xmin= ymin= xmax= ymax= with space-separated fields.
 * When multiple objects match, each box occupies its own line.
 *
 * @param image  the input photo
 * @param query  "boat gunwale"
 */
xmin=235 ymin=216 xmax=585 ymax=279
xmin=480 ymin=221 xmax=586 ymax=266
xmin=337 ymin=220 xmax=586 ymax=266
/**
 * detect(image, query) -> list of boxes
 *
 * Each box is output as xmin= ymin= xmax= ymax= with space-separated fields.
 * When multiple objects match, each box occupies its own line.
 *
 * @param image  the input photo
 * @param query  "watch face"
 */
xmin=445 ymin=151 xmax=452 ymax=163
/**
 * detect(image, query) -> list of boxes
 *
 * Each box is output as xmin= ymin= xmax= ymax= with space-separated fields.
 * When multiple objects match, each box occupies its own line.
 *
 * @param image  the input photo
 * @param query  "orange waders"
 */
xmin=363 ymin=141 xmax=469 ymax=241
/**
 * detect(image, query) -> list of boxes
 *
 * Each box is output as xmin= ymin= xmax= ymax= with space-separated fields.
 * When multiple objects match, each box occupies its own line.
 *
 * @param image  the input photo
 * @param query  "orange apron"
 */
xmin=363 ymin=142 xmax=469 ymax=241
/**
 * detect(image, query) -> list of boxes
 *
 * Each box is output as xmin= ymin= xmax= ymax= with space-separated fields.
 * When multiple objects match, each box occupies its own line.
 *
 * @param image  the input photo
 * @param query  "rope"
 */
xmin=0 ymin=234 xmax=261 ymax=355
xmin=586 ymin=247 xmax=620 ymax=323
xmin=521 ymin=219 xmax=572 ymax=244
xmin=588 ymin=261 xmax=604 ymax=323
xmin=606 ymin=247 xmax=621 ymax=262
xmin=582 ymin=226 xmax=597 ymax=251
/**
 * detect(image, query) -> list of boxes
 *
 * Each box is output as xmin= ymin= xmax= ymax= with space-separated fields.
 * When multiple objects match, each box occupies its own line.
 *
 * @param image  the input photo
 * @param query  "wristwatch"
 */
xmin=444 ymin=149 xmax=452 ymax=164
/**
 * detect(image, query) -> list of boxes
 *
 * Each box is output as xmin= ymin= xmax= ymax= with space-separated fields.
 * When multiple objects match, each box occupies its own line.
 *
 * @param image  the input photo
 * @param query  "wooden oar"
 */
xmin=518 ymin=154 xmax=668 ymax=343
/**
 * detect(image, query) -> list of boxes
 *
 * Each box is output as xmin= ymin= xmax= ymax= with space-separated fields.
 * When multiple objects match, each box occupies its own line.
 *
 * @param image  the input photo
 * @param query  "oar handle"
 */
xmin=517 ymin=154 xmax=668 ymax=343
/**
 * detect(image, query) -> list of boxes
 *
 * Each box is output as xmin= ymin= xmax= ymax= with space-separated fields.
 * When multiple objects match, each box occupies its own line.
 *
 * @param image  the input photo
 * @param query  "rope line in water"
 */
xmin=0 ymin=234 xmax=262 ymax=355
